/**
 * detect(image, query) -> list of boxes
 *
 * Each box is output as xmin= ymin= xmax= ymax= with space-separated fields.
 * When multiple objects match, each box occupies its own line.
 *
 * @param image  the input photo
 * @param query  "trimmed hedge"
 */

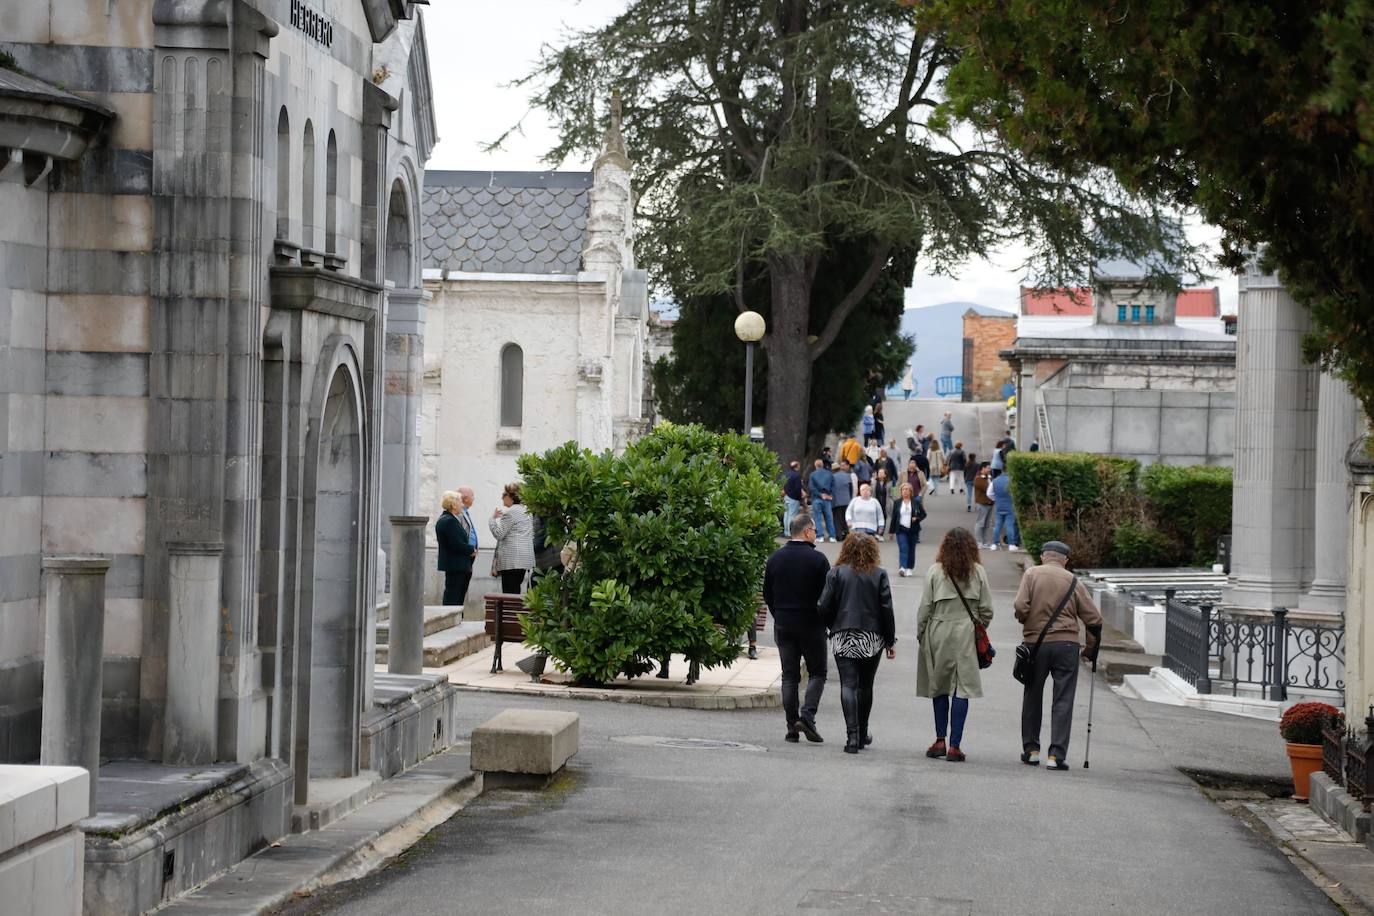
xmin=1006 ymin=451 xmax=1232 ymax=568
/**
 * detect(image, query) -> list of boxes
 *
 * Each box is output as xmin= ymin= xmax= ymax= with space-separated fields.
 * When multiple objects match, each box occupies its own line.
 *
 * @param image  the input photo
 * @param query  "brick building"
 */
xmin=961 ymin=309 xmax=1017 ymax=401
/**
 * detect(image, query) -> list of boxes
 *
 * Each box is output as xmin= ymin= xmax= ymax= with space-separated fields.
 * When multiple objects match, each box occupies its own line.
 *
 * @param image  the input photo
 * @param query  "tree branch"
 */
xmin=809 ymin=246 xmax=891 ymax=360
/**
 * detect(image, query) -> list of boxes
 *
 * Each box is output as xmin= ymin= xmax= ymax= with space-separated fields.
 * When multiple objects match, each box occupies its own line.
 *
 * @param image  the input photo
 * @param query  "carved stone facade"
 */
xmin=0 ymin=0 xmax=446 ymax=863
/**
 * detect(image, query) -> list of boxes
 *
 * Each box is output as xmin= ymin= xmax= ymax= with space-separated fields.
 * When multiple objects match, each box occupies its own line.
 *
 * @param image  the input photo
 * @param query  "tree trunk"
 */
xmin=763 ymin=254 xmax=815 ymax=465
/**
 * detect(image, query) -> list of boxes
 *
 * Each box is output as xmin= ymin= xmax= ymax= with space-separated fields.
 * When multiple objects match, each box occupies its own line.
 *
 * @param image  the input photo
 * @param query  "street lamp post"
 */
xmin=734 ymin=311 xmax=766 ymax=435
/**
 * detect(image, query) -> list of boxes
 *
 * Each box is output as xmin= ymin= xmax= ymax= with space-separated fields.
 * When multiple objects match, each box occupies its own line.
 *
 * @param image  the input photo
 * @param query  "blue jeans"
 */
xmin=813 ymin=499 xmax=837 ymax=540
xmin=783 ymin=496 xmax=802 ymax=534
xmin=941 ymin=435 xmax=953 ymax=453
xmin=934 ymin=694 xmax=970 ymax=746
xmin=993 ymin=509 xmax=1019 ymax=546
xmin=965 ymin=482 xmax=974 ymax=509
xmin=895 ymin=529 xmax=916 ymax=570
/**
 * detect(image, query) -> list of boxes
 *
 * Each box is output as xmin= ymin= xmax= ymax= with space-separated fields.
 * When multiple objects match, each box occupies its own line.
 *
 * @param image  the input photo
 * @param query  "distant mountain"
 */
xmin=888 ymin=301 xmax=1015 ymax=398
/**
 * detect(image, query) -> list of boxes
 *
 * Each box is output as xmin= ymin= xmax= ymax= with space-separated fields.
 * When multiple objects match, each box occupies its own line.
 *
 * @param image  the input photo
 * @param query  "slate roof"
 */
xmin=421 ymin=170 xmax=592 ymax=274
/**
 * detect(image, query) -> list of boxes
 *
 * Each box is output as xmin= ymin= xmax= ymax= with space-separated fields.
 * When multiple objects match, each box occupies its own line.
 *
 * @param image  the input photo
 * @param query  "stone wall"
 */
xmin=1041 ymin=386 xmax=1235 ymax=466
xmin=961 ymin=310 xmax=1016 ymax=401
xmin=0 ymin=765 xmax=88 ymax=916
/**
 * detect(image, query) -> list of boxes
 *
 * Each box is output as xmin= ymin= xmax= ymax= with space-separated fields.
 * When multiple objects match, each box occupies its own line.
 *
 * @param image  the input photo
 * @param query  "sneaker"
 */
xmin=747 ymin=645 xmax=758 ymax=660
xmin=1046 ymin=755 xmax=1069 ymax=771
xmin=863 ymin=732 xmax=874 ymax=747
xmin=988 ymin=544 xmax=999 ymax=551
xmin=785 ymin=726 xmax=800 ymax=743
xmin=796 ymin=718 xmax=824 ymax=743
xmin=946 ymin=747 xmax=966 ymax=762
xmin=1020 ymin=750 xmax=1040 ymax=766
xmin=1008 ymin=545 xmax=1021 ymax=552
xmin=926 ymin=738 xmax=947 ymax=759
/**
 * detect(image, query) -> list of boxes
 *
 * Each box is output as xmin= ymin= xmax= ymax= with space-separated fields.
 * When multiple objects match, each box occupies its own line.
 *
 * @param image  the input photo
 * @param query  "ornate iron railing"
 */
xmin=1346 ymin=710 xmax=1374 ymax=810
xmin=1162 ymin=595 xmax=1211 ymax=692
xmin=1160 ymin=593 xmax=1343 ymax=700
xmin=1324 ymin=714 xmax=1347 ymax=787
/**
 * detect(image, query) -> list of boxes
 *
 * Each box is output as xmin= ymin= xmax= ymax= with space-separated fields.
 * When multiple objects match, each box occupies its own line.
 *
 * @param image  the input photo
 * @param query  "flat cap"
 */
xmin=1041 ymin=540 xmax=1071 ymax=557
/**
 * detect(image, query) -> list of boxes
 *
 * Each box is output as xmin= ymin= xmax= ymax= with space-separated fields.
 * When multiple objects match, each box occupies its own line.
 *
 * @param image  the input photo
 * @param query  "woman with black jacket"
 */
xmin=819 ymin=533 xmax=897 ymax=753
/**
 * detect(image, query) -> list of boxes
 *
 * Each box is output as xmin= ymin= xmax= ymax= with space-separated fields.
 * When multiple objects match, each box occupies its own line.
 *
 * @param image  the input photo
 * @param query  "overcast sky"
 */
xmin=421 ymin=3 xmax=1239 ymax=314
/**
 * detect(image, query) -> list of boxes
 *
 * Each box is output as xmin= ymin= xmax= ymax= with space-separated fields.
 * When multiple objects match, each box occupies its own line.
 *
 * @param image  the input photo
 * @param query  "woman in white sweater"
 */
xmin=845 ymin=482 xmax=885 ymax=537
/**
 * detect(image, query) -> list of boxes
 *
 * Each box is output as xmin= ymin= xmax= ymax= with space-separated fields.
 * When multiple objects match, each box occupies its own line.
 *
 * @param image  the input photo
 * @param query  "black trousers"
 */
xmin=776 ymin=625 xmax=828 ymax=727
xmin=835 ymin=653 xmax=882 ymax=746
xmin=1021 ymin=641 xmax=1080 ymax=759
xmin=833 ymin=506 xmax=851 ymax=539
xmin=442 ymin=569 xmax=472 ymax=606
xmin=500 ymin=568 xmax=527 ymax=594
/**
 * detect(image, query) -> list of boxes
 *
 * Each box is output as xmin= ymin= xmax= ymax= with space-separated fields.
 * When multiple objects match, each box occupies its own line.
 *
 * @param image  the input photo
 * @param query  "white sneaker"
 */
xmin=1008 ymin=545 xmax=1021 ymax=552
xmin=988 ymin=545 xmax=999 ymax=551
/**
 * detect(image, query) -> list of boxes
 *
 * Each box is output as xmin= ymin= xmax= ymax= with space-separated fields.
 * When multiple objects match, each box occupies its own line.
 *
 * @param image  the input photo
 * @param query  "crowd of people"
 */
xmin=763 ymin=516 xmax=1102 ymax=766
xmin=782 ymin=411 xmax=1025 ymax=561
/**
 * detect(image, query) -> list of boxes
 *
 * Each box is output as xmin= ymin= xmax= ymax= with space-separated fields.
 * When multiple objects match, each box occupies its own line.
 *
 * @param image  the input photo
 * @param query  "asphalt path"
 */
xmin=281 ymin=487 xmax=1332 ymax=916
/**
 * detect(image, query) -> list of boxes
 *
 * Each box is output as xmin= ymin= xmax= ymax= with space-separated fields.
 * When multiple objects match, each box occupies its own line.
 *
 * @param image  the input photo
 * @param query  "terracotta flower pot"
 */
xmin=1286 ymin=742 xmax=1323 ymax=801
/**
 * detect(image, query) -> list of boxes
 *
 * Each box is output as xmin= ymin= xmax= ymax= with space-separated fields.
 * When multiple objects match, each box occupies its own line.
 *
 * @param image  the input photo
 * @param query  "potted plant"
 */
xmin=1279 ymin=701 xmax=1342 ymax=801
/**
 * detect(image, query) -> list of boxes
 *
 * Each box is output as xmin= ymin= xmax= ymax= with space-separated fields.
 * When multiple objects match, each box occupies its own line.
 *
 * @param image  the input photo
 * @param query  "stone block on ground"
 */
xmin=471 ymin=709 xmax=579 ymax=785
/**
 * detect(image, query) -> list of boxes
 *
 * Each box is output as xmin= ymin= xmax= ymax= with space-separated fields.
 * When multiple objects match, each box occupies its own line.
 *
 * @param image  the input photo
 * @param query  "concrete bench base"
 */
xmin=471 ymin=709 xmax=579 ymax=786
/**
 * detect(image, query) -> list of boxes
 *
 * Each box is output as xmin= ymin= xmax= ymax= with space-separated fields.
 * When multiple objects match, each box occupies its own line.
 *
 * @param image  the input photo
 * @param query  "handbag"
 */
xmin=950 ymin=577 xmax=995 ymax=669
xmin=1012 ymin=578 xmax=1079 ymax=685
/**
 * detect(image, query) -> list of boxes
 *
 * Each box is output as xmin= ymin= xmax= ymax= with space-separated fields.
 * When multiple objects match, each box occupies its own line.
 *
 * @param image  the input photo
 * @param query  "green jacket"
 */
xmin=916 ymin=562 xmax=994 ymax=699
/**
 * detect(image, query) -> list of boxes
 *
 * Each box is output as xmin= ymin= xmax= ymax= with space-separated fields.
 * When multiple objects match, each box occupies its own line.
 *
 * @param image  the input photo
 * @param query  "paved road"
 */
xmin=282 ymin=492 xmax=1332 ymax=916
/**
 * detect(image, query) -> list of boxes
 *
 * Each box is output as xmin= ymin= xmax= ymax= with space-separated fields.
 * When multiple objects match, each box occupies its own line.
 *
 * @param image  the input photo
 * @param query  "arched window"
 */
xmin=275 ymin=108 xmax=290 ymax=240
xmin=325 ymin=131 xmax=338 ymax=253
xmin=302 ymin=120 xmax=316 ymax=250
xmin=385 ymin=179 xmax=411 ymax=285
xmin=500 ymin=344 xmax=523 ymax=428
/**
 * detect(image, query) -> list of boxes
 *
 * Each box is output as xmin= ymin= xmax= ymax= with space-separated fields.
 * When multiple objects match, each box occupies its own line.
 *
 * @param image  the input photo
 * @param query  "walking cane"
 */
xmin=1084 ymin=625 xmax=1102 ymax=769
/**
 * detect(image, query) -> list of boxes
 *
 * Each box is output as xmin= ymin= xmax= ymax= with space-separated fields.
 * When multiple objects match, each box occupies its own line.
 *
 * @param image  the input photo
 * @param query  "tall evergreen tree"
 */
xmin=507 ymin=0 xmax=1196 ymax=461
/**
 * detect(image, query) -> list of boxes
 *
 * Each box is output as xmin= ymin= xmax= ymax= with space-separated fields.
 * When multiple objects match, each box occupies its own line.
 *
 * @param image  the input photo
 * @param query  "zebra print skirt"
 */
xmin=829 ymin=629 xmax=886 ymax=659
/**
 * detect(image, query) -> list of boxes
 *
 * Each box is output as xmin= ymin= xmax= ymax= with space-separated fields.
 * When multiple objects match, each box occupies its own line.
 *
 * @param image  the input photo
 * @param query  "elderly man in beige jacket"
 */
xmin=1013 ymin=540 xmax=1103 ymax=770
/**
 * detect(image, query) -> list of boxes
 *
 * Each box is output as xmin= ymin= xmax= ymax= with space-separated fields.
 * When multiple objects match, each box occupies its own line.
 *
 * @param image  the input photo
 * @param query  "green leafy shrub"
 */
xmin=1142 ymin=464 xmax=1233 ymax=566
xmin=1111 ymin=519 xmax=1177 ymax=568
xmin=1007 ymin=452 xmax=1229 ymax=569
xmin=516 ymin=423 xmax=779 ymax=684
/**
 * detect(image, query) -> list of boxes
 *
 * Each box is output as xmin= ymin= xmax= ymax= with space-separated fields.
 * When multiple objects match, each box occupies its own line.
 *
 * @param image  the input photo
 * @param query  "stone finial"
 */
xmin=595 ymin=90 xmax=630 ymax=169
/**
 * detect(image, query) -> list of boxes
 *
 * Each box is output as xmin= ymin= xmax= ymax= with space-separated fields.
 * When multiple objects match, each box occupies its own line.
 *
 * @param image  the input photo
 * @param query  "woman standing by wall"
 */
xmin=489 ymin=481 xmax=535 ymax=594
xmin=916 ymin=527 xmax=994 ymax=763
xmin=819 ymin=533 xmax=896 ymax=754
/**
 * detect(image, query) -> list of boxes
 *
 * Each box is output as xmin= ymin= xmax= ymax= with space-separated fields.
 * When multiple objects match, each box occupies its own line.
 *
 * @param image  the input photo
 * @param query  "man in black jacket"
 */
xmin=436 ymin=488 xmax=477 ymax=606
xmin=763 ymin=513 xmax=831 ymax=743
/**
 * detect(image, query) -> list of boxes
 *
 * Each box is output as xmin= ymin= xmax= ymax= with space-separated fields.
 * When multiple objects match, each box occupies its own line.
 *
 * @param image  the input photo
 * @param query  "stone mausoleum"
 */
xmin=0 ymin=2 xmax=460 ymax=911
xmin=418 ymin=110 xmax=652 ymax=600
xmin=1003 ymin=259 xmax=1236 ymax=465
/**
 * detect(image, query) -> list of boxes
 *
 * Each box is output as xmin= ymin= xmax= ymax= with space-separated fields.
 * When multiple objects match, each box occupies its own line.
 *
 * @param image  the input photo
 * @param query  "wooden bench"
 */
xmin=483 ymin=593 xmax=528 ymax=673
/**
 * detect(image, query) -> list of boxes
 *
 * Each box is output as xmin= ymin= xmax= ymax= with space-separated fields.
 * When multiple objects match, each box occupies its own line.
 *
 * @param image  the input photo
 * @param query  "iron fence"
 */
xmin=1161 ymin=591 xmax=1344 ymax=700
xmin=1345 ymin=710 xmax=1374 ymax=811
xmin=1324 ymin=714 xmax=1346 ymax=787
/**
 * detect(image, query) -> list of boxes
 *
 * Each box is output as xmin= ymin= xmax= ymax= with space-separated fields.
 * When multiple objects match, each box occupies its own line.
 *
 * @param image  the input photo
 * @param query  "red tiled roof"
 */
xmin=1019 ymin=286 xmax=1221 ymax=317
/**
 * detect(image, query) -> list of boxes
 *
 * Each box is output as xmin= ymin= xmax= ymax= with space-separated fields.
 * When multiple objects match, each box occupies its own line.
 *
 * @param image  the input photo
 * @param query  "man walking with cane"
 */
xmin=1013 ymin=540 xmax=1102 ymax=770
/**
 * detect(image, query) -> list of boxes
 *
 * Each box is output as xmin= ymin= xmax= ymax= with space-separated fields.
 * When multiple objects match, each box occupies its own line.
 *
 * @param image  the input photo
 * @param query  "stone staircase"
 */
xmin=375 ymin=603 xmax=490 ymax=668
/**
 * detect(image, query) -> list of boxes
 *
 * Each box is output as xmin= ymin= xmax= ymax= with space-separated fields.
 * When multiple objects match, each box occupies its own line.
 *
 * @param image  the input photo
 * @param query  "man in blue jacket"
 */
xmin=990 ymin=470 xmax=1021 ymax=551
xmin=806 ymin=458 xmax=836 ymax=542
xmin=763 ymin=513 xmax=832 ymax=743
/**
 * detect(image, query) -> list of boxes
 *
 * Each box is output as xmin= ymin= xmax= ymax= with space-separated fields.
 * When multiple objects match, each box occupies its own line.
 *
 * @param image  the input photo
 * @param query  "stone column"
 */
xmin=163 ymin=542 xmax=223 ymax=765
xmin=1226 ymin=263 xmax=1319 ymax=609
xmin=1344 ymin=451 xmax=1374 ymax=718
xmin=40 ymin=556 xmax=111 ymax=812
xmin=380 ymin=287 xmax=428 ymax=563
xmin=1305 ymin=374 xmax=1361 ymax=612
xmin=388 ymin=516 xmax=429 ymax=675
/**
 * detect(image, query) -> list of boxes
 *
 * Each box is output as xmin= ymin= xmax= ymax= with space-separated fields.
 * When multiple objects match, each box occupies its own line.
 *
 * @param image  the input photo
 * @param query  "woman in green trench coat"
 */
xmin=916 ymin=527 xmax=994 ymax=762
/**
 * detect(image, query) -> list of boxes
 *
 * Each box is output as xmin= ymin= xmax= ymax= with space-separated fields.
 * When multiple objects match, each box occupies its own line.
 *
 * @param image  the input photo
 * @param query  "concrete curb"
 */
xmin=1309 ymin=771 xmax=1372 ymax=842
xmin=448 ymin=681 xmax=782 ymax=709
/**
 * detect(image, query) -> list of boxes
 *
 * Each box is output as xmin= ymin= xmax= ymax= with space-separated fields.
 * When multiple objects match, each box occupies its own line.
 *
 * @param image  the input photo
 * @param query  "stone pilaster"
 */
xmin=1343 ymin=448 xmax=1374 ymax=718
xmin=1305 ymin=373 xmax=1361 ymax=612
xmin=380 ymin=287 xmax=428 ymax=564
xmin=164 ymin=542 xmax=223 ymax=765
xmin=1226 ymin=262 xmax=1319 ymax=609
xmin=387 ymin=516 xmax=428 ymax=675
xmin=40 ymin=556 xmax=111 ymax=811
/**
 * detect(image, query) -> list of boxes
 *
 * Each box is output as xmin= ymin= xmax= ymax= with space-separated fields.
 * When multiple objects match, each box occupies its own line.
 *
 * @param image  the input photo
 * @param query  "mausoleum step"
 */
xmin=376 ymin=606 xmax=462 ymax=645
xmin=374 ymin=620 xmax=489 ymax=668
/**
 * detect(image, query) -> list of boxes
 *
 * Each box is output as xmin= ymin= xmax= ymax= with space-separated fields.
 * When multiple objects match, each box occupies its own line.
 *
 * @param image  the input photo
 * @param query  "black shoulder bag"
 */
xmin=950 ymin=578 xmax=995 ymax=669
xmin=1012 ymin=578 xmax=1078 ymax=685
